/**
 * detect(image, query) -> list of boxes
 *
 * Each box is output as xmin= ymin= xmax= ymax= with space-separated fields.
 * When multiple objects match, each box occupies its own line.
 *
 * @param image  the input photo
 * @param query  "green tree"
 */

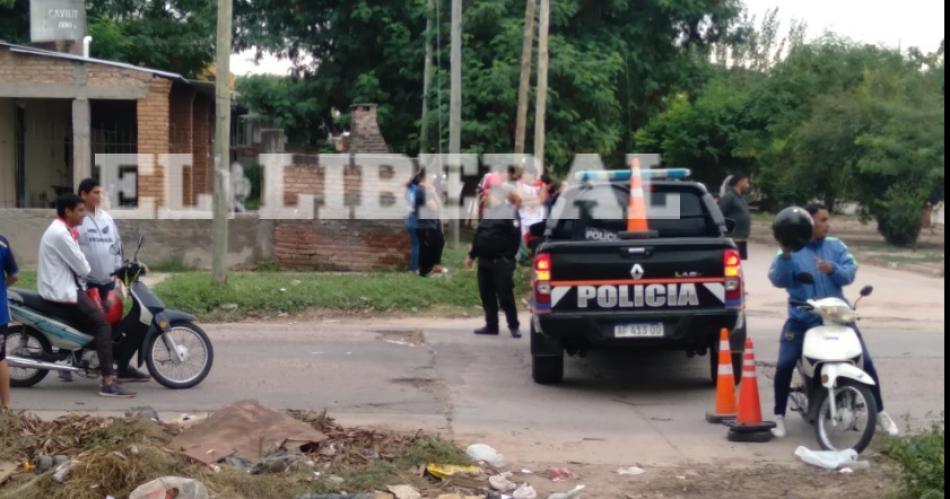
xmin=850 ymin=58 xmax=945 ymax=246
xmin=0 ymin=0 xmax=28 ymax=43
xmin=0 ymin=0 xmax=216 ymax=78
xmin=236 ymin=0 xmax=742 ymax=169
xmin=86 ymin=0 xmax=216 ymax=77
xmin=236 ymin=75 xmax=327 ymax=149
xmin=633 ymin=70 xmax=761 ymax=187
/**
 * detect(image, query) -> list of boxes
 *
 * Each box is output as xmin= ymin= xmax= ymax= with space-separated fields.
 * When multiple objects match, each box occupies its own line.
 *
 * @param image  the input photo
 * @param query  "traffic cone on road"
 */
xmin=724 ymin=337 xmax=776 ymax=442
xmin=706 ymin=328 xmax=738 ymax=424
xmin=627 ymin=157 xmax=649 ymax=233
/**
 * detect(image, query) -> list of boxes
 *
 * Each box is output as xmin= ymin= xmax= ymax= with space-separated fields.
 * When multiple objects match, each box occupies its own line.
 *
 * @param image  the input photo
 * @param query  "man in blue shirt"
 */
xmin=0 ymin=233 xmax=20 ymax=410
xmin=768 ymin=203 xmax=898 ymax=438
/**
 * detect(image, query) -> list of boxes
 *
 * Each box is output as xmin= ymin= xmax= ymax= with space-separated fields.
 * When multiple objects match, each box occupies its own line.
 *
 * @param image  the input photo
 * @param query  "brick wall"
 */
xmin=191 ymin=94 xmax=212 ymax=204
xmin=0 ymin=49 xmax=151 ymax=87
xmin=136 ymin=78 xmax=172 ymax=205
xmin=349 ymin=104 xmax=390 ymax=153
xmin=169 ymin=85 xmax=195 ymax=205
xmin=274 ymin=220 xmax=408 ymax=271
xmin=273 ymin=136 xmax=414 ymax=270
xmin=0 ymin=50 xmax=75 ymax=83
xmin=0 ymin=209 xmax=270 ymax=270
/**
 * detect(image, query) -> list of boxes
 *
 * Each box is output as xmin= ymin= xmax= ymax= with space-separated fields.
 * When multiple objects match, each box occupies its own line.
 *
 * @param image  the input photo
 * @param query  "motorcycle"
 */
xmin=5 ymin=237 xmax=214 ymax=390
xmin=787 ymin=271 xmax=878 ymax=452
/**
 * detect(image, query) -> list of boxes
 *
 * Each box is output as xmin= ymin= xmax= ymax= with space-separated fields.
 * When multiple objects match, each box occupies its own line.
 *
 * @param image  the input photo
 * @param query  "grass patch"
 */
xmin=148 ymin=260 xmax=196 ymax=273
xmin=154 ymin=247 xmax=531 ymax=320
xmin=882 ymin=421 xmax=945 ymax=499
xmin=398 ymin=437 xmax=472 ymax=468
xmin=12 ymin=248 xmax=533 ymax=321
xmin=10 ymin=271 xmax=35 ymax=290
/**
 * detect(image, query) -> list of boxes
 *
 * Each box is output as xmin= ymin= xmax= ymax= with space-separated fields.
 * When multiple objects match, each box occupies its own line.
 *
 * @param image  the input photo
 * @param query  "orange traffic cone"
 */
xmin=724 ymin=337 xmax=776 ymax=442
xmin=627 ymin=157 xmax=649 ymax=233
xmin=705 ymin=328 xmax=737 ymax=423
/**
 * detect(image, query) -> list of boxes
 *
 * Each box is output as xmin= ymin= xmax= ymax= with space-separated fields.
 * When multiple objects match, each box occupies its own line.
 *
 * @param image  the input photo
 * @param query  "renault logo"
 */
xmin=631 ymin=264 xmax=645 ymax=280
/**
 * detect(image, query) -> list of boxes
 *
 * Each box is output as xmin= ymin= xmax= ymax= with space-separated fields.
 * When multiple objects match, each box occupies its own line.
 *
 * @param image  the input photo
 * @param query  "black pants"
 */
xmin=477 ymin=257 xmax=519 ymax=331
xmin=45 ymin=293 xmax=114 ymax=376
xmin=90 ymin=283 xmax=139 ymax=371
xmin=0 ymin=325 xmax=7 ymax=361
xmin=417 ymin=227 xmax=445 ymax=276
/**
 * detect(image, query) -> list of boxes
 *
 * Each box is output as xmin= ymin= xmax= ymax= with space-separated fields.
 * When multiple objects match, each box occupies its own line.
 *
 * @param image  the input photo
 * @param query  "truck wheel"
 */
xmin=531 ymin=324 xmax=564 ymax=385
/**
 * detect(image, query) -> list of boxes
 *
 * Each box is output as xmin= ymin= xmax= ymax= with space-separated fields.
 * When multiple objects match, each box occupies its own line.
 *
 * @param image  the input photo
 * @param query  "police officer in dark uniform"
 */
xmin=465 ymin=178 xmax=522 ymax=338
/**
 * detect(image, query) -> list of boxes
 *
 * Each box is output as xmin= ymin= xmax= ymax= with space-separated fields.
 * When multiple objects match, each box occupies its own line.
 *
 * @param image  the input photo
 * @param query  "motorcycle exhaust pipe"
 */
xmin=5 ymin=356 xmax=81 ymax=373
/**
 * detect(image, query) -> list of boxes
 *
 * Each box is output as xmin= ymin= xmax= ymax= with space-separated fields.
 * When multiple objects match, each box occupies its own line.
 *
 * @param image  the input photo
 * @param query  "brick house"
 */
xmin=0 ymin=41 xmax=214 ymax=209
xmin=0 ymin=42 xmax=413 ymax=270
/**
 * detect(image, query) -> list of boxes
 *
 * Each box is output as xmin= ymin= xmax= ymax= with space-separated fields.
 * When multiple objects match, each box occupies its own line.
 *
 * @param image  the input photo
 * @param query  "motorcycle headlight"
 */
xmin=823 ymin=305 xmax=857 ymax=323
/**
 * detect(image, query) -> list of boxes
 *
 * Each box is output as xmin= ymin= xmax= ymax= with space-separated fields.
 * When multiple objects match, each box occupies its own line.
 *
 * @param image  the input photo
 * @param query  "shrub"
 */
xmin=882 ymin=421 xmax=945 ymax=499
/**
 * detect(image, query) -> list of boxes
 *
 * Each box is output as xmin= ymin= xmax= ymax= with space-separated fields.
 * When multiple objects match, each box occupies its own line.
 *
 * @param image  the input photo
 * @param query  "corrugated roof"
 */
xmin=0 ymin=40 xmax=190 ymax=83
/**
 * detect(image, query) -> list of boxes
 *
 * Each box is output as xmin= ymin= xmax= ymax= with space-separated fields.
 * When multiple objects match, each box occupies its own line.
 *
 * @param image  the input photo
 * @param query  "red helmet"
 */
xmin=104 ymin=290 xmax=124 ymax=326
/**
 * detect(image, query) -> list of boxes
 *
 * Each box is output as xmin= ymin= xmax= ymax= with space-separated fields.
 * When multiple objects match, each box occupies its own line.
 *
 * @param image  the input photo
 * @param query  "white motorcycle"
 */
xmin=788 ymin=272 xmax=878 ymax=452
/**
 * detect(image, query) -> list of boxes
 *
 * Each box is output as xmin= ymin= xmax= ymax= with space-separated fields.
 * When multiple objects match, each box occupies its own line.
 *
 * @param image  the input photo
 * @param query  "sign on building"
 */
xmin=30 ymin=0 xmax=86 ymax=43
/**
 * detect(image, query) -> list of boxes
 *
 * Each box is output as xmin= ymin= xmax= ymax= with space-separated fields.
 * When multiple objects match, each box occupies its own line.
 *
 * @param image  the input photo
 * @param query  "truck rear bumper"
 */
xmin=535 ymin=309 xmax=744 ymax=352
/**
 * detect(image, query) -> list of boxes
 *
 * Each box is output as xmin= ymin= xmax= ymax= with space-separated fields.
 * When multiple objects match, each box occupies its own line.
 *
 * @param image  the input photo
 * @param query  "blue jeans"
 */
xmin=774 ymin=319 xmax=884 ymax=416
xmin=405 ymin=215 xmax=420 ymax=272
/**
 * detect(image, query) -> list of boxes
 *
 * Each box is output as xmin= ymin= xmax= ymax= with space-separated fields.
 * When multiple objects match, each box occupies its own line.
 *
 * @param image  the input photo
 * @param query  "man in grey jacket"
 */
xmin=718 ymin=173 xmax=752 ymax=260
xmin=77 ymin=178 xmax=149 ymax=383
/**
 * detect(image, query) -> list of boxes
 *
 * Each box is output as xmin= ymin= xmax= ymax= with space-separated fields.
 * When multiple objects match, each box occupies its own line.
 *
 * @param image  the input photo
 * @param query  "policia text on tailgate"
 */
xmin=528 ymin=169 xmax=746 ymax=384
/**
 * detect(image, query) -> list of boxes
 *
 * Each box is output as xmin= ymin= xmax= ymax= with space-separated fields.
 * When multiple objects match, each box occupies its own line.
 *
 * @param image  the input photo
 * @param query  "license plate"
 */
xmin=614 ymin=323 xmax=665 ymax=338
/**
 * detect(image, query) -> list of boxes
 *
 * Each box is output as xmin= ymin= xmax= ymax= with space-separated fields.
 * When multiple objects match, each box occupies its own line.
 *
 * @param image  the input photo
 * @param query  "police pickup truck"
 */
xmin=529 ymin=168 xmax=746 ymax=384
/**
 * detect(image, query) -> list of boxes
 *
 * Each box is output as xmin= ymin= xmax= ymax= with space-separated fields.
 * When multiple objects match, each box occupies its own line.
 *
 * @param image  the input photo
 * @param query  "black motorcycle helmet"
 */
xmin=772 ymin=206 xmax=814 ymax=252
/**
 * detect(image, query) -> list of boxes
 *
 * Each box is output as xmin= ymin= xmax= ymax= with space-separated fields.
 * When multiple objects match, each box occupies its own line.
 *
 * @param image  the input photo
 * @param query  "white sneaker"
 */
xmin=771 ymin=415 xmax=787 ymax=438
xmin=878 ymin=411 xmax=900 ymax=436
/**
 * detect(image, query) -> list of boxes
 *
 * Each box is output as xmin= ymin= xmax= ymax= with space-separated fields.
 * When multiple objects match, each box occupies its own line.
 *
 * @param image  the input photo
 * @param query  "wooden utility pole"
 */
xmin=514 ymin=0 xmax=537 ymax=155
xmin=213 ymin=0 xmax=233 ymax=284
xmin=420 ymin=0 xmax=436 ymax=153
xmin=533 ymin=0 xmax=550 ymax=170
xmin=448 ymin=0 xmax=462 ymax=248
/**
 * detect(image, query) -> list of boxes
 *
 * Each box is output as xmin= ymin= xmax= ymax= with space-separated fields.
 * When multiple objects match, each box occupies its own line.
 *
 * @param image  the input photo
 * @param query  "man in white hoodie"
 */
xmin=77 ymin=178 xmax=150 ymax=383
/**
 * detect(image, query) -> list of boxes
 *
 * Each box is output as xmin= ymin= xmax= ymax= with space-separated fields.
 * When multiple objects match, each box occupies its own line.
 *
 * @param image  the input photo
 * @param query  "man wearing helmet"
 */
xmin=768 ymin=202 xmax=899 ymax=438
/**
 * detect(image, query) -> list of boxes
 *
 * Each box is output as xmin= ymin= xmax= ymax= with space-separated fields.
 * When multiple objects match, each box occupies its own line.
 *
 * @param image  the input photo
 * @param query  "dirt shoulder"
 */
xmin=750 ymin=215 xmax=945 ymax=278
xmin=525 ymin=459 xmax=901 ymax=499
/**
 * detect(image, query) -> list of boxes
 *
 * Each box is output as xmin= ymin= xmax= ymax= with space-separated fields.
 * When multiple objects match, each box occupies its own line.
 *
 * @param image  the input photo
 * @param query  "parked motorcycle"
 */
xmin=5 ymin=237 xmax=213 ymax=389
xmin=788 ymin=272 xmax=878 ymax=452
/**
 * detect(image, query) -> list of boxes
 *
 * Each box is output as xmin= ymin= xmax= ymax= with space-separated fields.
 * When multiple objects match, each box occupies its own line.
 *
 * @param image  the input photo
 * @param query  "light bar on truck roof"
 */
xmin=573 ymin=168 xmax=692 ymax=182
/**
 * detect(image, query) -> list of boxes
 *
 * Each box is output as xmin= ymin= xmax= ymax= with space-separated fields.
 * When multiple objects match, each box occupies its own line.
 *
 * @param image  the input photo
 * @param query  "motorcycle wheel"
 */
xmin=145 ymin=321 xmax=214 ymax=389
xmin=6 ymin=327 xmax=52 ymax=387
xmin=815 ymin=379 xmax=878 ymax=453
xmin=789 ymin=368 xmax=811 ymax=423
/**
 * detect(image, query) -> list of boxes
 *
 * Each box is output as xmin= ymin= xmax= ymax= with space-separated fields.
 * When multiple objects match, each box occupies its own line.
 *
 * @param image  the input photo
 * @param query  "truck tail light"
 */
xmin=533 ymin=253 xmax=552 ymax=314
xmin=724 ymin=248 xmax=743 ymax=308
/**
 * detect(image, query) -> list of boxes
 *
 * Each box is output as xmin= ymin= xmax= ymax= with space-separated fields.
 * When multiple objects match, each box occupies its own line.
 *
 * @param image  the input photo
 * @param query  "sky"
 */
xmin=229 ymin=0 xmax=946 ymax=76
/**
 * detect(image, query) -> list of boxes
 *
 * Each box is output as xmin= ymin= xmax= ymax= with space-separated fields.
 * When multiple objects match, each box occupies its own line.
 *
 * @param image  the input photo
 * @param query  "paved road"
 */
xmin=12 ymin=242 xmax=945 ymax=467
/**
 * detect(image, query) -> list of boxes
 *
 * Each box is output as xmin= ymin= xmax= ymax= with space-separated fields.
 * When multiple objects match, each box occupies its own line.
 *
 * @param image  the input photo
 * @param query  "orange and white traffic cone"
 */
xmin=706 ymin=328 xmax=737 ymax=423
xmin=724 ymin=337 xmax=776 ymax=442
xmin=627 ymin=157 xmax=649 ymax=233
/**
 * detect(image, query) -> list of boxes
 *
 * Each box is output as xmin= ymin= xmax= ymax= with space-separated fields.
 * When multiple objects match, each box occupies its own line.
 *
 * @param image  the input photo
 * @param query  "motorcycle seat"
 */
xmin=8 ymin=288 xmax=86 ymax=330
